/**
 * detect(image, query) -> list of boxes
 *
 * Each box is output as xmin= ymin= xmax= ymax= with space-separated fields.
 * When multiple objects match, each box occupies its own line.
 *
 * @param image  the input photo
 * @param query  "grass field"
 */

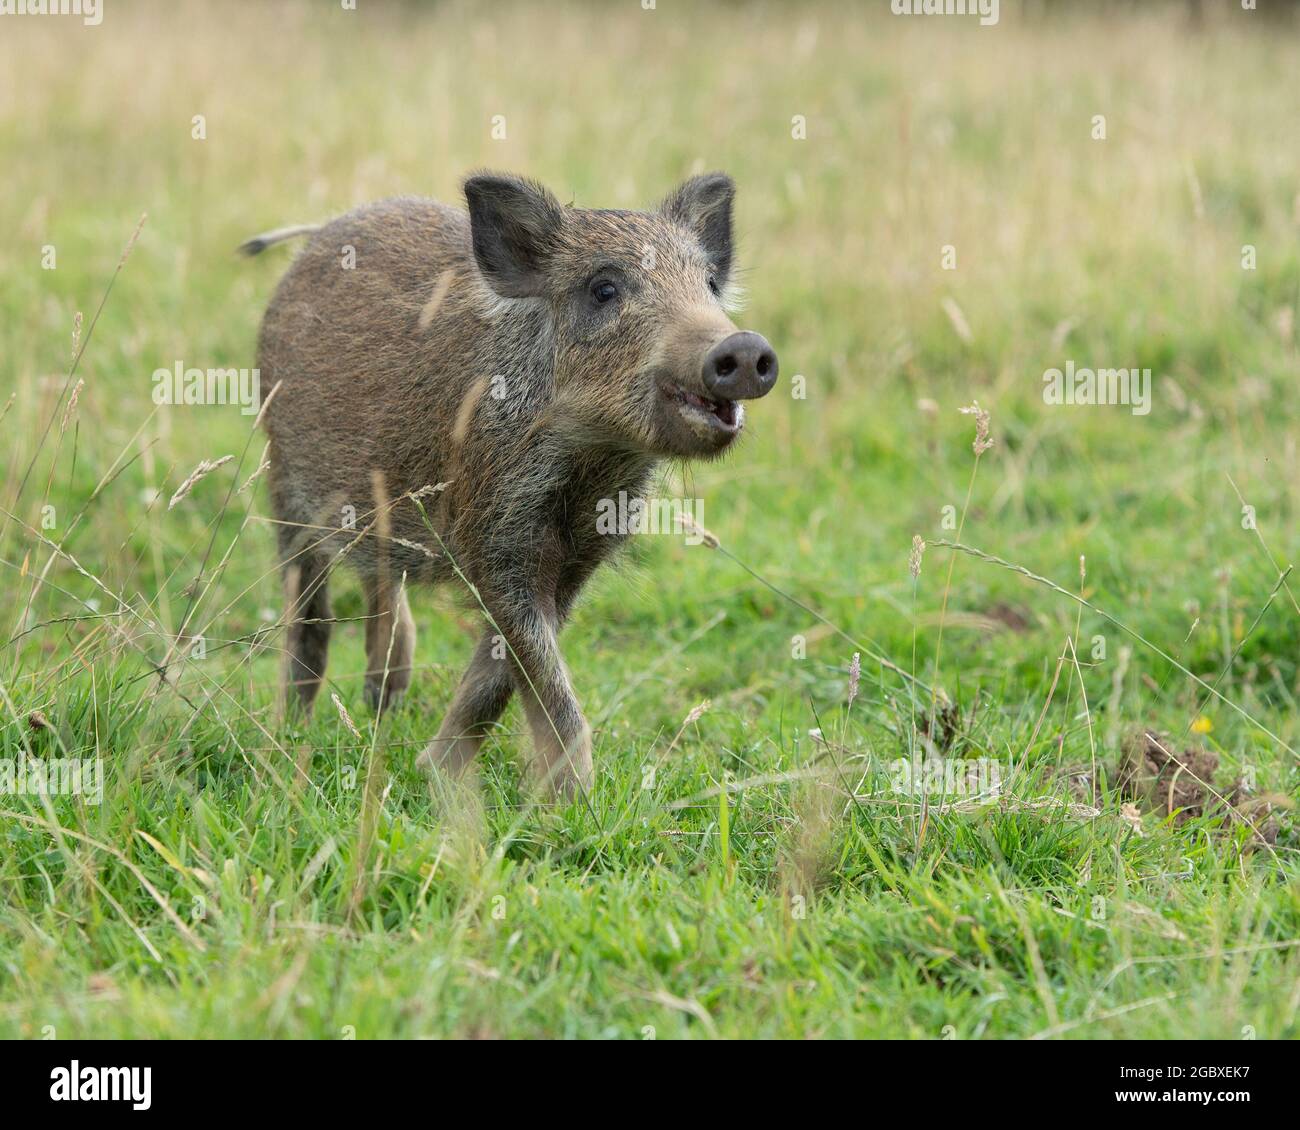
xmin=1 ymin=0 xmax=1298 ymax=1039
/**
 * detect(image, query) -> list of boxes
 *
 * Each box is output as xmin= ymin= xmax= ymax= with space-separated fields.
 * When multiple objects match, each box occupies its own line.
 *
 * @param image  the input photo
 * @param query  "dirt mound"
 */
xmin=1117 ymin=730 xmax=1280 ymax=846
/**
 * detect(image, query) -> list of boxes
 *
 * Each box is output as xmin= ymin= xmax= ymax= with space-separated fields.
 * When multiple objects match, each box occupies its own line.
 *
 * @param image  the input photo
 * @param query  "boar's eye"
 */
xmin=591 ymin=280 xmax=619 ymax=304
xmin=707 ymin=275 xmax=721 ymax=297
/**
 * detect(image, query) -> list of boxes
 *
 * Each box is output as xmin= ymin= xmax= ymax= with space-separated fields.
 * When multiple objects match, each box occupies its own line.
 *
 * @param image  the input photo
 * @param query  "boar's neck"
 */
xmin=478 ymin=299 xmax=657 ymax=498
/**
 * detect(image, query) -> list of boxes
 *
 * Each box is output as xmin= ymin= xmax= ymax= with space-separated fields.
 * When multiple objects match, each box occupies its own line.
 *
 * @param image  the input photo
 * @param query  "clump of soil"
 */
xmin=983 ymin=601 xmax=1033 ymax=633
xmin=1118 ymin=730 xmax=1220 ymax=822
xmin=1117 ymin=730 xmax=1280 ymax=846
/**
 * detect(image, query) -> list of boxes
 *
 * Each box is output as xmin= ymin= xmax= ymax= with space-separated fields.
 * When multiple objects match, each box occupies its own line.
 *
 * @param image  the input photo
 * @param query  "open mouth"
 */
xmin=664 ymin=384 xmax=741 ymax=434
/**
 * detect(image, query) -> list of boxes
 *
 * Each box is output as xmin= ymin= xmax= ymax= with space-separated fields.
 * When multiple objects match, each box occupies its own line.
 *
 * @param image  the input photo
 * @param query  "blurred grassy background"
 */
xmin=0 ymin=0 xmax=1297 ymax=1038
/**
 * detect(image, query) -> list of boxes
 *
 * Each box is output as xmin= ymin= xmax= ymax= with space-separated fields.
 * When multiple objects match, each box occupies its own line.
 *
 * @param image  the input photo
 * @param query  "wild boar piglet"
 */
xmin=243 ymin=172 xmax=779 ymax=795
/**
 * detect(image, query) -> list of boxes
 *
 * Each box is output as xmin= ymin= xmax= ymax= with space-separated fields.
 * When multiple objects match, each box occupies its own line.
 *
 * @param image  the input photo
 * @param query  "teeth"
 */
xmin=668 ymin=384 xmax=739 ymax=430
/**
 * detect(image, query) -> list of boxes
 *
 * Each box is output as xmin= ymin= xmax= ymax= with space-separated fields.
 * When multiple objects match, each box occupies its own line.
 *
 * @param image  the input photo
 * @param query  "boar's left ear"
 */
xmin=660 ymin=173 xmax=735 ymax=283
xmin=464 ymin=173 xmax=565 ymax=298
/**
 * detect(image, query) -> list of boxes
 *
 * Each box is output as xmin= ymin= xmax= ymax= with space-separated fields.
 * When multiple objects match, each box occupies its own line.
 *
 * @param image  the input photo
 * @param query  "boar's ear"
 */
xmin=660 ymin=173 xmax=735 ymax=283
xmin=464 ymin=173 xmax=565 ymax=298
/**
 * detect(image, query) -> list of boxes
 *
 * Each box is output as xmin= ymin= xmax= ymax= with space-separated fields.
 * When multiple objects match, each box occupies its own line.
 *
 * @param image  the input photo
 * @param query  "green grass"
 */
xmin=1 ymin=0 xmax=1297 ymax=1039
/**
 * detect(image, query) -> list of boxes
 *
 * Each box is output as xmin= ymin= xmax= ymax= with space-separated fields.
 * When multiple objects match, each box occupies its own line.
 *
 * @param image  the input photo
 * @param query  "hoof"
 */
xmin=364 ymin=676 xmax=407 ymax=715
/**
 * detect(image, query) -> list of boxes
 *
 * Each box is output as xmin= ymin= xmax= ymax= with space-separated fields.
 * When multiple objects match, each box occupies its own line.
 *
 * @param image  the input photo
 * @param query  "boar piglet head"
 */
xmin=464 ymin=172 xmax=778 ymax=459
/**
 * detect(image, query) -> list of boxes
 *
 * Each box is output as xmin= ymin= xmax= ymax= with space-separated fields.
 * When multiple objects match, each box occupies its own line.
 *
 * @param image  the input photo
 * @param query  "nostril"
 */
xmin=756 ymin=354 xmax=771 ymax=378
xmin=714 ymin=355 xmax=737 ymax=378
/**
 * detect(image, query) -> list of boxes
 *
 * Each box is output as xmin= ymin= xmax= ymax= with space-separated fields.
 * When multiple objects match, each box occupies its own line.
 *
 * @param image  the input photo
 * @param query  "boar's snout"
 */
xmin=702 ymin=331 xmax=779 ymax=401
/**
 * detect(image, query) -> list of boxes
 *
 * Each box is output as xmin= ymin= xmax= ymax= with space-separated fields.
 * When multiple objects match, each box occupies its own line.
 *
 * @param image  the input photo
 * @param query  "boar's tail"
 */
xmin=236 ymin=223 xmax=321 ymax=257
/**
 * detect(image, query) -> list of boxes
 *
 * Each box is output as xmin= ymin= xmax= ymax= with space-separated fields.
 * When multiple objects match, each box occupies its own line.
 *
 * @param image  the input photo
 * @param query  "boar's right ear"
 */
xmin=660 ymin=173 xmax=735 ymax=283
xmin=464 ymin=173 xmax=565 ymax=298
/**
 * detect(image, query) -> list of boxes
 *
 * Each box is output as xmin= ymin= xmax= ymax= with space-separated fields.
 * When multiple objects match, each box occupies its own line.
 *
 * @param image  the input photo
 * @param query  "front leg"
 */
xmin=420 ymin=558 xmax=600 ymax=789
xmin=421 ymin=599 xmax=589 ymax=795
xmin=495 ymin=594 xmax=592 ymax=797
xmin=418 ymin=630 xmax=514 ymax=774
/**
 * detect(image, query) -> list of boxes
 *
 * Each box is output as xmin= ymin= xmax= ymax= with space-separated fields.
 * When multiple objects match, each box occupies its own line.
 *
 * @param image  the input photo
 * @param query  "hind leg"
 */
xmin=363 ymin=574 xmax=416 ymax=714
xmin=283 ymin=555 xmax=332 ymax=717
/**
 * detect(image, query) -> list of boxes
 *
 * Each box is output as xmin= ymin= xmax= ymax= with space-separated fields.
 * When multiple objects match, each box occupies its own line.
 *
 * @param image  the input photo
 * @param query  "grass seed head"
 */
xmin=959 ymin=400 xmax=994 ymax=455
xmin=330 ymin=692 xmax=363 ymax=741
xmin=168 ymin=455 xmax=233 ymax=510
xmin=676 ymin=512 xmax=720 ymax=549
xmin=908 ymin=535 xmax=926 ymax=580
xmin=61 ymin=378 xmax=84 ymax=433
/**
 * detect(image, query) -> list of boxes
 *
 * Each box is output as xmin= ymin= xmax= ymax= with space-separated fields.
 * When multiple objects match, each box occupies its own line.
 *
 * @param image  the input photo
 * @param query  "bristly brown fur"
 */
xmin=253 ymin=172 xmax=767 ymax=795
